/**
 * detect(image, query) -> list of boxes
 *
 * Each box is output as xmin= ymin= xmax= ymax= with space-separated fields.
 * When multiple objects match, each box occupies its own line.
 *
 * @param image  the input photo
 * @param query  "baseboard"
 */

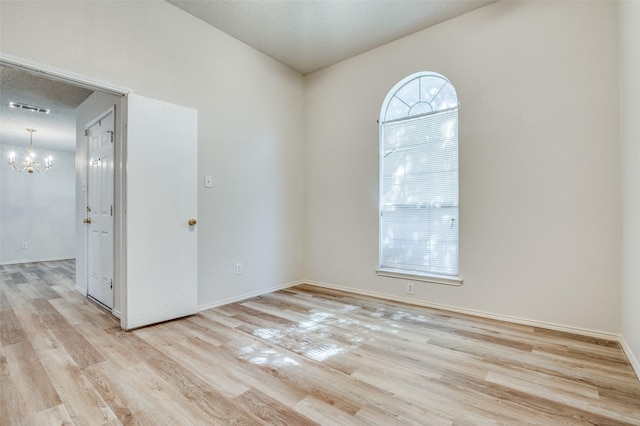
xmin=304 ymin=280 xmax=620 ymax=342
xmin=74 ymin=285 xmax=87 ymax=296
xmin=1 ymin=257 xmax=75 ymax=266
xmin=197 ymin=280 xmax=304 ymax=312
xmin=620 ymin=335 xmax=640 ymax=380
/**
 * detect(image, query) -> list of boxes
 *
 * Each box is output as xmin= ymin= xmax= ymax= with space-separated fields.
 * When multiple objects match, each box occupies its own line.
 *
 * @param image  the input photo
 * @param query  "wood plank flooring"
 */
xmin=1 ymin=260 xmax=639 ymax=425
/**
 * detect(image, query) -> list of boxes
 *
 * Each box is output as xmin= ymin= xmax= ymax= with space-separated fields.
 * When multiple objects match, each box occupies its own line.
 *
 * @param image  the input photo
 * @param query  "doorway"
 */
xmin=0 ymin=57 xmax=127 ymax=325
xmin=1 ymin=56 xmax=200 ymax=330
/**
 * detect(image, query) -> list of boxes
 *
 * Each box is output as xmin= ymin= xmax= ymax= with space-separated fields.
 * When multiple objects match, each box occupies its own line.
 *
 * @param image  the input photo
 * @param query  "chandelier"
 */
xmin=8 ymin=128 xmax=53 ymax=173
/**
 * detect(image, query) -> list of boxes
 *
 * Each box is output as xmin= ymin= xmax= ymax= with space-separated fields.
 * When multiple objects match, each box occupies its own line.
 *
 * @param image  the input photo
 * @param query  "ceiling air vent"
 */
xmin=9 ymin=101 xmax=50 ymax=114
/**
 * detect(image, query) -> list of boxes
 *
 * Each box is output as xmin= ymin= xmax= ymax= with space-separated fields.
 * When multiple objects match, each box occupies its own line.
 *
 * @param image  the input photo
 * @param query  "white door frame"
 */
xmin=0 ymin=54 xmax=131 ymax=329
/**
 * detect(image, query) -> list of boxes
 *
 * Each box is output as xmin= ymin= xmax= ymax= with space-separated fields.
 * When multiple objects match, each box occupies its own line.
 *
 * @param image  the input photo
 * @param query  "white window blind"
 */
xmin=379 ymin=73 xmax=459 ymax=278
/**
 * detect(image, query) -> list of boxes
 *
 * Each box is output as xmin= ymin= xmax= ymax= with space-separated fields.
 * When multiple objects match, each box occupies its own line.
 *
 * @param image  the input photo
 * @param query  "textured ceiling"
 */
xmin=167 ymin=0 xmax=494 ymax=75
xmin=1 ymin=1 xmax=493 ymax=154
xmin=0 ymin=65 xmax=92 ymax=153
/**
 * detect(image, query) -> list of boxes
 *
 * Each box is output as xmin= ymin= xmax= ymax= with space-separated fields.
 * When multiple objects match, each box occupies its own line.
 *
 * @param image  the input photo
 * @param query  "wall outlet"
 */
xmin=406 ymin=282 xmax=415 ymax=295
xmin=235 ymin=263 xmax=242 ymax=275
xmin=21 ymin=242 xmax=28 ymax=250
xmin=204 ymin=175 xmax=213 ymax=188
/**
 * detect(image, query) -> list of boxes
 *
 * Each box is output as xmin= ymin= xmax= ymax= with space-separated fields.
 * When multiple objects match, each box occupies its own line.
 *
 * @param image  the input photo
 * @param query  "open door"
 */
xmin=123 ymin=94 xmax=198 ymax=330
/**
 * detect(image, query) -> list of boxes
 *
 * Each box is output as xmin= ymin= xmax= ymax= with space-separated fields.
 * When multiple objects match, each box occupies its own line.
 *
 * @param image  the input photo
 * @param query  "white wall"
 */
xmin=2 ymin=0 xmax=630 ymax=341
xmin=620 ymin=1 xmax=640 ymax=373
xmin=0 ymin=144 xmax=75 ymax=264
xmin=304 ymin=1 xmax=621 ymax=334
xmin=0 ymin=0 xmax=304 ymax=307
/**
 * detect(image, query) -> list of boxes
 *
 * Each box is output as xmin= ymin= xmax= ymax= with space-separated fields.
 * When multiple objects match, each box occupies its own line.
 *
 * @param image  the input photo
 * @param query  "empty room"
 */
xmin=1 ymin=0 xmax=639 ymax=424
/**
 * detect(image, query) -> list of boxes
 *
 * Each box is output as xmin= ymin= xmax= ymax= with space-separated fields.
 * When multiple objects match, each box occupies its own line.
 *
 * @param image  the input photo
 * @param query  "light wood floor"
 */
xmin=1 ymin=260 xmax=639 ymax=425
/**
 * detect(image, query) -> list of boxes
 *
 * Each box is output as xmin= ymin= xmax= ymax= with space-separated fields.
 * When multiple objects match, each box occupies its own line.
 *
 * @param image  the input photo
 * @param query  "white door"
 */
xmin=85 ymin=107 xmax=115 ymax=309
xmin=123 ymin=94 xmax=198 ymax=330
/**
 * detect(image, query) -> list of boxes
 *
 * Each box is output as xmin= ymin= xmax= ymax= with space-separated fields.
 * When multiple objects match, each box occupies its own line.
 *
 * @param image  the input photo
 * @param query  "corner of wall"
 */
xmin=620 ymin=335 xmax=640 ymax=380
xmin=620 ymin=0 xmax=640 ymax=383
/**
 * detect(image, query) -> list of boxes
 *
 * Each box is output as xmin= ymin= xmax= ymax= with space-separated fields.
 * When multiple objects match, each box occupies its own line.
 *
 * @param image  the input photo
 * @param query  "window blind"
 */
xmin=380 ymin=108 xmax=459 ymax=276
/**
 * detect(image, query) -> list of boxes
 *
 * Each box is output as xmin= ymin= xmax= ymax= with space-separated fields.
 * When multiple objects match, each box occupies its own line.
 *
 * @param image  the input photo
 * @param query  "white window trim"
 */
xmin=378 ymin=71 xmax=461 ymax=282
xmin=376 ymin=268 xmax=463 ymax=286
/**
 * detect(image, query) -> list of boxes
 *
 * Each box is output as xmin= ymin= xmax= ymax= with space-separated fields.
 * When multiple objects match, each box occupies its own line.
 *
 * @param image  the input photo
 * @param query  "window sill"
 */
xmin=375 ymin=268 xmax=463 ymax=286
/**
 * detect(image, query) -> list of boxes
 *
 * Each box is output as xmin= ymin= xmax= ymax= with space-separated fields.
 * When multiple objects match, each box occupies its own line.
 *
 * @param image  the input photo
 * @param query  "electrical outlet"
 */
xmin=21 ymin=242 xmax=28 ymax=250
xmin=235 ymin=263 xmax=242 ymax=275
xmin=406 ymin=282 xmax=414 ymax=295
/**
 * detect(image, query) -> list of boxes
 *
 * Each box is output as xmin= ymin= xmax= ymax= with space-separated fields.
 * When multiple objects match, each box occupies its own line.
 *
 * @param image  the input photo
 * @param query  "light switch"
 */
xmin=204 ymin=175 xmax=213 ymax=188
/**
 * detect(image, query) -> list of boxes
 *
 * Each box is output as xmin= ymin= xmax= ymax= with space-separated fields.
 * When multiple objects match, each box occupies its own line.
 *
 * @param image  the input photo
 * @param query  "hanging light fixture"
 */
xmin=8 ymin=128 xmax=53 ymax=173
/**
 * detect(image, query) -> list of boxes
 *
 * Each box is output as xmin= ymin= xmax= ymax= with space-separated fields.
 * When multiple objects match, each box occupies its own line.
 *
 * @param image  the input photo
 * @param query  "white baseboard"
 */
xmin=620 ymin=336 xmax=640 ymax=380
xmin=197 ymin=280 xmax=304 ymax=312
xmin=74 ymin=286 xmax=87 ymax=296
xmin=304 ymin=280 xmax=620 ymax=342
xmin=1 ymin=257 xmax=75 ymax=266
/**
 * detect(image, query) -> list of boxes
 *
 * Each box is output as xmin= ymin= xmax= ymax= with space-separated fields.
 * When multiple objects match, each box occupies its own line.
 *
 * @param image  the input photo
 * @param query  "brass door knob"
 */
xmin=188 ymin=218 xmax=197 ymax=226
xmin=83 ymin=218 xmax=92 ymax=224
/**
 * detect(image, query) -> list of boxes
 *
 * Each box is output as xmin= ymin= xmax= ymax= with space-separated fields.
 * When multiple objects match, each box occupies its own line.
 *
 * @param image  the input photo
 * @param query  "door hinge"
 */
xmin=110 ymin=279 xmax=113 ymax=289
xmin=84 ymin=129 xmax=90 ymax=137
xmin=110 ymin=205 xmax=113 ymax=216
xmin=108 ymin=130 xmax=114 ymax=143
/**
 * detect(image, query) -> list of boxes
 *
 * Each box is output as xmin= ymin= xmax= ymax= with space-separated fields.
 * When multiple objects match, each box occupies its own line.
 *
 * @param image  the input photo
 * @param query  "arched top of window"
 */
xmin=380 ymin=72 xmax=458 ymax=124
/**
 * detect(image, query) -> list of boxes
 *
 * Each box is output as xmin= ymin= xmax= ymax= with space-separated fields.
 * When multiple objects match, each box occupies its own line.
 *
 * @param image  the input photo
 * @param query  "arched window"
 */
xmin=377 ymin=72 xmax=460 ymax=283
